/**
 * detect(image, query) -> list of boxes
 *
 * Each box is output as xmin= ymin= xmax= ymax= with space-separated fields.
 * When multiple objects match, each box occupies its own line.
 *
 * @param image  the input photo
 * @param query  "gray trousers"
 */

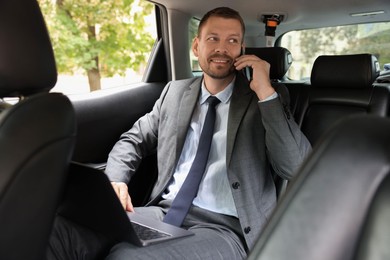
xmin=47 ymin=200 xmax=247 ymax=260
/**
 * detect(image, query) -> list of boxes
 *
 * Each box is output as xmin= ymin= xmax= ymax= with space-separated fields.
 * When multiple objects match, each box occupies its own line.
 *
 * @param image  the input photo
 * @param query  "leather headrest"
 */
xmin=0 ymin=0 xmax=57 ymax=97
xmin=245 ymin=47 xmax=292 ymax=80
xmin=311 ymin=54 xmax=380 ymax=89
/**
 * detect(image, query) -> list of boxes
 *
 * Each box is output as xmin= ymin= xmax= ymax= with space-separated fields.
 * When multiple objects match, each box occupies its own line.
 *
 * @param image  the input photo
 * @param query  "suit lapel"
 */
xmin=226 ymin=74 xmax=255 ymax=166
xmin=175 ymin=77 xmax=202 ymax=163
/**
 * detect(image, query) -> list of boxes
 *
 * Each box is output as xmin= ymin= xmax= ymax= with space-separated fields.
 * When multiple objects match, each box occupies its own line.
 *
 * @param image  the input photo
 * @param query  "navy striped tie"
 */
xmin=163 ymin=96 xmax=221 ymax=226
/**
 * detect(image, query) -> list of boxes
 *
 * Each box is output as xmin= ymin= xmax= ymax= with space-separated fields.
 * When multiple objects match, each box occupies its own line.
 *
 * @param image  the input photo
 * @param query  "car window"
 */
xmin=189 ymin=17 xmax=202 ymax=76
xmin=280 ymin=22 xmax=390 ymax=80
xmin=38 ymin=0 xmax=157 ymax=95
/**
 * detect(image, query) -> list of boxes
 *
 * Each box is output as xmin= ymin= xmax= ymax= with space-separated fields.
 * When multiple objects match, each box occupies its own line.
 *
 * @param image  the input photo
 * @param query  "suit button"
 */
xmin=244 ymin=227 xmax=251 ymax=234
xmin=232 ymin=182 xmax=240 ymax=189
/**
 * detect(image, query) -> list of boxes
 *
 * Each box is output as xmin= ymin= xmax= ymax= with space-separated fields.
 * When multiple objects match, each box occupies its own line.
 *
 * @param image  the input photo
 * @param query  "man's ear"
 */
xmin=192 ymin=37 xmax=199 ymax=57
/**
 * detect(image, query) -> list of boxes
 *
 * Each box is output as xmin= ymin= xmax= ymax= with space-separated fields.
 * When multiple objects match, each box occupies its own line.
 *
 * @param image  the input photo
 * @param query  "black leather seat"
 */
xmin=245 ymin=47 xmax=306 ymax=119
xmin=295 ymin=54 xmax=388 ymax=145
xmin=245 ymin=47 xmax=293 ymax=82
xmin=248 ymin=115 xmax=390 ymax=260
xmin=0 ymin=0 xmax=76 ymax=259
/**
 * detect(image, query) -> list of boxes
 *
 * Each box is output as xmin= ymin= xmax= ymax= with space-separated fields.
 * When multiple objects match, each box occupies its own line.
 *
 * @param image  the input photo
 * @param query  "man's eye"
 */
xmin=229 ymin=39 xmax=239 ymax=43
xmin=207 ymin=37 xmax=218 ymax=41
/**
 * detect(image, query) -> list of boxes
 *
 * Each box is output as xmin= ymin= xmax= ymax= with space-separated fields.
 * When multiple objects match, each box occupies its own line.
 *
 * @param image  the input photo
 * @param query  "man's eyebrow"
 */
xmin=230 ymin=35 xmax=241 ymax=39
xmin=204 ymin=32 xmax=241 ymax=38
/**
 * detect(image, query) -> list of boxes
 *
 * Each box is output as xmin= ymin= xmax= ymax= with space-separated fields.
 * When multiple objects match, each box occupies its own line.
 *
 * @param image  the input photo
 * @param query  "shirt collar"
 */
xmin=200 ymin=77 xmax=235 ymax=105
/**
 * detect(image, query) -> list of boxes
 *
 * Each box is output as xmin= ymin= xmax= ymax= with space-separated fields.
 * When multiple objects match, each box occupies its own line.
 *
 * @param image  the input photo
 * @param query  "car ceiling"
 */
xmin=152 ymin=0 xmax=390 ymax=37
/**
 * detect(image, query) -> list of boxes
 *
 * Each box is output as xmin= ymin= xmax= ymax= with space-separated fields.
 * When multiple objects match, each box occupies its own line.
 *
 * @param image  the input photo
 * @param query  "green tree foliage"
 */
xmin=299 ymin=23 xmax=390 ymax=71
xmin=347 ymin=25 xmax=390 ymax=67
xmin=188 ymin=18 xmax=200 ymax=71
xmin=299 ymin=26 xmax=357 ymax=66
xmin=38 ymin=0 xmax=155 ymax=91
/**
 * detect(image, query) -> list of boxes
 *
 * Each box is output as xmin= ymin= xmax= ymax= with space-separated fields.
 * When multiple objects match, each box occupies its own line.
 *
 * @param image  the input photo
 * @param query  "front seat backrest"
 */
xmin=296 ymin=54 xmax=387 ymax=145
xmin=245 ymin=47 xmax=293 ymax=81
xmin=248 ymin=115 xmax=390 ymax=260
xmin=245 ymin=47 xmax=303 ymax=118
xmin=0 ymin=0 xmax=76 ymax=259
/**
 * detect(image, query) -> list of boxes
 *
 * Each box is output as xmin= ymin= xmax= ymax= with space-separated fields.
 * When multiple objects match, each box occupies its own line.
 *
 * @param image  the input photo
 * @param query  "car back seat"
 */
xmin=294 ymin=54 xmax=389 ymax=145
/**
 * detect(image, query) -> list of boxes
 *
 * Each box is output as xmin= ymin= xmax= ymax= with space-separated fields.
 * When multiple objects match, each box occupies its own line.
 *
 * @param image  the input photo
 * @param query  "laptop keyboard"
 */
xmin=131 ymin=222 xmax=171 ymax=240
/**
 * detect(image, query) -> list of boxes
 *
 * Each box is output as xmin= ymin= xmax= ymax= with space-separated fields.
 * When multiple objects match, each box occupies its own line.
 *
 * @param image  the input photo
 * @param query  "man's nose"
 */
xmin=214 ymin=42 xmax=228 ymax=53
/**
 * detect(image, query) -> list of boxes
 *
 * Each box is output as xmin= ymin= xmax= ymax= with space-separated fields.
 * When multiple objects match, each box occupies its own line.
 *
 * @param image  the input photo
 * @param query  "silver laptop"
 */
xmin=58 ymin=162 xmax=193 ymax=247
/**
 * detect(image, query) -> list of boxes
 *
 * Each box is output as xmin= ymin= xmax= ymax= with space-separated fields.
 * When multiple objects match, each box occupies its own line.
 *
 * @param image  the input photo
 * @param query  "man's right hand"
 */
xmin=111 ymin=182 xmax=134 ymax=212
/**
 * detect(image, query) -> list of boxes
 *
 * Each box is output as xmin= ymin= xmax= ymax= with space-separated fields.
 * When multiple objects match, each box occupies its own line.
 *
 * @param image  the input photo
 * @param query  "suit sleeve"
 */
xmin=259 ymin=84 xmax=312 ymax=180
xmin=104 ymin=82 xmax=171 ymax=183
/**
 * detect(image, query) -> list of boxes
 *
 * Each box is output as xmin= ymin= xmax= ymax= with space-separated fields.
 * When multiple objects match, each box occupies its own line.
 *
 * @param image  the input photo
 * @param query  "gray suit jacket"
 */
xmin=106 ymin=73 xmax=311 ymax=249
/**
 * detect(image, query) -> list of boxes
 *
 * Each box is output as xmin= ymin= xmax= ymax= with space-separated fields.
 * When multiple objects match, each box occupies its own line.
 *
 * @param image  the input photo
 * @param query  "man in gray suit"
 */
xmin=48 ymin=6 xmax=311 ymax=260
xmin=104 ymin=6 xmax=311 ymax=260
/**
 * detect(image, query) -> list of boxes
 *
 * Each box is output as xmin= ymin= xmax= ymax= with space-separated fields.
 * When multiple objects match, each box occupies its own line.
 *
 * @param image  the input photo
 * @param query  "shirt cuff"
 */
xmin=258 ymin=92 xmax=279 ymax=103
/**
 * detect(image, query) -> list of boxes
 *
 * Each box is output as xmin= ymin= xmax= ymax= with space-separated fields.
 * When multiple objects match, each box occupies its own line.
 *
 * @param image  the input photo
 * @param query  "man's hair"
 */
xmin=197 ymin=7 xmax=245 ymax=39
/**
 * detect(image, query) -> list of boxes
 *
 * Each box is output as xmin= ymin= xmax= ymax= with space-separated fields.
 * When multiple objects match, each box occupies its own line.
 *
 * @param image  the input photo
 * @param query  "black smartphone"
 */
xmin=240 ymin=47 xmax=252 ymax=82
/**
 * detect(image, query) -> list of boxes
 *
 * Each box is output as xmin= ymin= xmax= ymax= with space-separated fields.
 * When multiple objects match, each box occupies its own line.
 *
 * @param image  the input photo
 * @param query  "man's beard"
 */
xmin=201 ymin=54 xmax=236 ymax=79
xmin=206 ymin=65 xmax=236 ymax=79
